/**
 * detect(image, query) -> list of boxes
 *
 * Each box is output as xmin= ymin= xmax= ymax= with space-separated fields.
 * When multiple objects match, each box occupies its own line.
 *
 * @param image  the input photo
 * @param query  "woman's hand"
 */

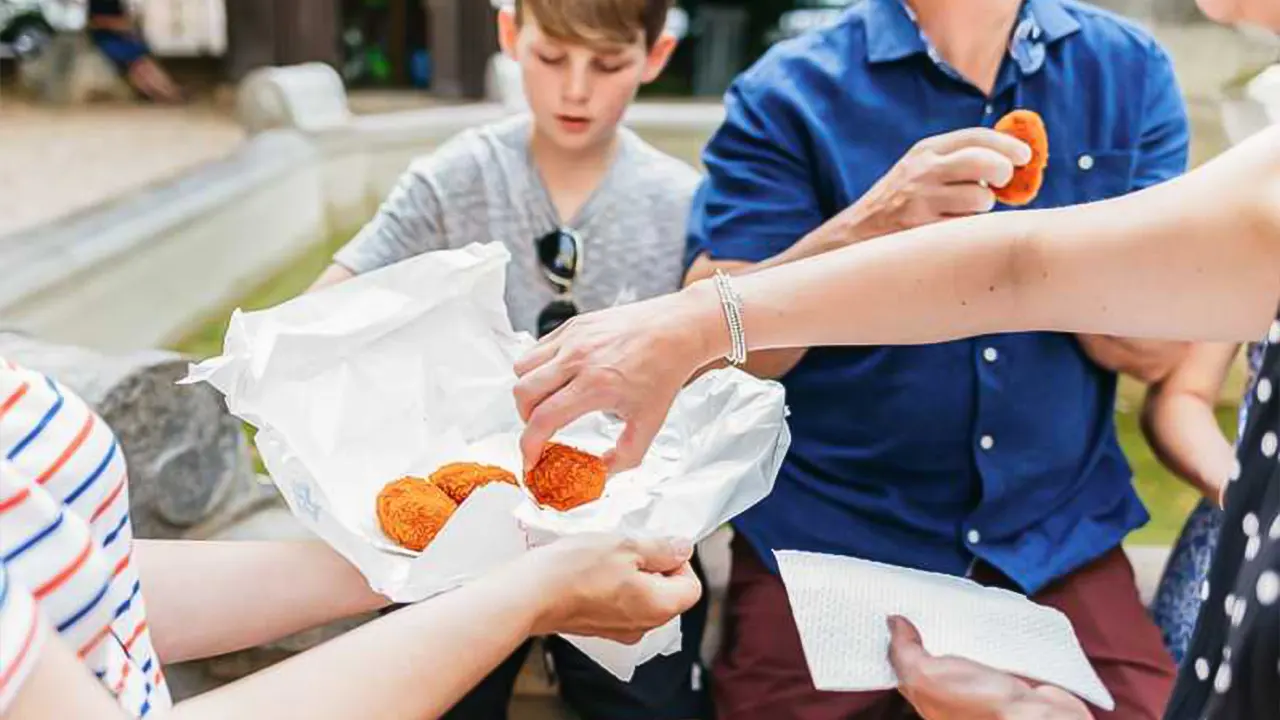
xmin=522 ymin=534 xmax=702 ymax=644
xmin=888 ymin=616 xmax=1093 ymax=720
xmin=513 ymin=284 xmax=726 ymax=472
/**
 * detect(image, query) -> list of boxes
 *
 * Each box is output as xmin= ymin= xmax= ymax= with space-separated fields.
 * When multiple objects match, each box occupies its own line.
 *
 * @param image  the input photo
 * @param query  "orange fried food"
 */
xmin=376 ymin=476 xmax=457 ymax=551
xmin=525 ymin=443 xmax=607 ymax=512
xmin=992 ymin=109 xmax=1049 ymax=207
xmin=429 ymin=462 xmax=518 ymax=504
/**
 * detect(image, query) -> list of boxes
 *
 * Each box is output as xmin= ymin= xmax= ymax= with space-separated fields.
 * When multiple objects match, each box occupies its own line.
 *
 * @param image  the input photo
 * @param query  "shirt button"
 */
xmin=1077 ymin=154 xmax=1095 ymax=171
xmin=967 ymin=529 xmax=982 ymax=545
xmin=979 ymin=435 xmax=995 ymax=451
xmin=983 ymin=103 xmax=994 ymax=116
xmin=983 ymin=347 xmax=999 ymax=363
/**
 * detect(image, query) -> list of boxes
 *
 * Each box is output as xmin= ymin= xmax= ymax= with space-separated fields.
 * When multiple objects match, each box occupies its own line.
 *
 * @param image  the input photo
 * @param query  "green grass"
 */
xmin=170 ymin=230 xmax=353 ymax=360
xmin=169 ymin=229 xmax=357 ymax=472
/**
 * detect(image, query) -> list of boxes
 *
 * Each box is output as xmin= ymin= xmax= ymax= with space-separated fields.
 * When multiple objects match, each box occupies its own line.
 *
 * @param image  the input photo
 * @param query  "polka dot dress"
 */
xmin=1165 ymin=319 xmax=1280 ymax=718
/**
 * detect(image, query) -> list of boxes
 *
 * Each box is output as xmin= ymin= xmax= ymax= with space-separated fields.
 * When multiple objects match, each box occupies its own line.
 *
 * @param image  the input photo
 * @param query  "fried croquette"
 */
xmin=525 ymin=443 xmax=607 ymax=511
xmin=429 ymin=462 xmax=518 ymax=504
xmin=376 ymin=476 xmax=457 ymax=551
xmin=992 ymin=109 xmax=1049 ymax=207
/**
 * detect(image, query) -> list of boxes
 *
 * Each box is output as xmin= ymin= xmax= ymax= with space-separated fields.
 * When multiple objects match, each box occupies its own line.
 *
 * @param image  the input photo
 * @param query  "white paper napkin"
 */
xmin=775 ymin=550 xmax=1115 ymax=711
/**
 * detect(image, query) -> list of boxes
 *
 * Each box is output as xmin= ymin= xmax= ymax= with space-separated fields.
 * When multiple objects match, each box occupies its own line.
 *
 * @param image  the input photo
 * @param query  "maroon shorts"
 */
xmin=712 ymin=536 xmax=1176 ymax=720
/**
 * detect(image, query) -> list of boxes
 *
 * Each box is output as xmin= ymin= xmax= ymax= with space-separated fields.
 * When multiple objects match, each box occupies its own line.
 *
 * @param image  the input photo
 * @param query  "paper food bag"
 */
xmin=183 ymin=242 xmax=790 ymax=680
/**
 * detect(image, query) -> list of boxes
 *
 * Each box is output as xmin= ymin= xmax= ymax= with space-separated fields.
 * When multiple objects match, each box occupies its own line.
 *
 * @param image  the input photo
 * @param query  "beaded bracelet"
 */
xmin=713 ymin=270 xmax=747 ymax=366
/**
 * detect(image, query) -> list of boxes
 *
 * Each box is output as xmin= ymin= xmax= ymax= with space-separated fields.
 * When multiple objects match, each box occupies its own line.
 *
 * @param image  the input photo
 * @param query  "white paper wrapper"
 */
xmin=182 ymin=243 xmax=790 ymax=680
xmin=775 ymin=550 xmax=1115 ymax=711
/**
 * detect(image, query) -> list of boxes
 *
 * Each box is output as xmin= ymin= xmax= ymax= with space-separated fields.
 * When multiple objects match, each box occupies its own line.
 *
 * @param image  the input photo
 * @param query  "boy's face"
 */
xmin=1197 ymin=0 xmax=1280 ymax=31
xmin=500 ymin=9 xmax=676 ymax=152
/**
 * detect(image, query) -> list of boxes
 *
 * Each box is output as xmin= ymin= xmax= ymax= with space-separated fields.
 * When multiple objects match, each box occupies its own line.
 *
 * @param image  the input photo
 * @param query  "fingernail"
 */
xmin=886 ymin=615 xmax=903 ymax=632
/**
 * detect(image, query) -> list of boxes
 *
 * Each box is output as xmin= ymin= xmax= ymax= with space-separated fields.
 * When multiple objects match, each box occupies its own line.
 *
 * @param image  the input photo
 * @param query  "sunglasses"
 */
xmin=535 ymin=228 xmax=583 ymax=338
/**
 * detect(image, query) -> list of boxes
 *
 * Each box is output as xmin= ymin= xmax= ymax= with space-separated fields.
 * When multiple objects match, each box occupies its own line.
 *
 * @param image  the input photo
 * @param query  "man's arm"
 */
xmin=1140 ymin=342 xmax=1239 ymax=504
xmin=686 ymin=77 xmax=1029 ymax=379
xmin=1075 ymin=43 xmax=1192 ymax=384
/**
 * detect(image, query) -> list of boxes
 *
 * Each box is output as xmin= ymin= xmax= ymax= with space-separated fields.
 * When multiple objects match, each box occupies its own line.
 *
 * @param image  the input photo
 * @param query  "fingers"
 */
xmin=513 ymin=358 xmax=571 ymax=422
xmin=632 ymin=537 xmax=695 ymax=574
xmin=513 ymin=337 xmax=562 ymax=378
xmin=925 ymin=127 xmax=1033 ymax=166
xmin=934 ymin=147 xmax=1018 ymax=188
xmin=887 ymin=615 xmax=930 ymax=685
xmin=519 ymin=380 xmax=591 ymax=470
xmin=636 ymin=565 xmax=703 ymax=620
xmin=934 ymin=182 xmax=998 ymax=217
xmin=603 ymin=411 xmax=667 ymax=473
xmin=1032 ymin=685 xmax=1091 ymax=712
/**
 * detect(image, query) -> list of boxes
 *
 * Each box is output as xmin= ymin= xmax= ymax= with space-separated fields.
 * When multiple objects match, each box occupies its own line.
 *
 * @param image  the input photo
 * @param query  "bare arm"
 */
xmin=1076 ymin=335 xmax=1189 ymax=384
xmin=685 ymin=257 xmax=809 ymax=378
xmin=307 ymin=263 xmax=356 ymax=293
xmin=512 ymin=127 xmax=1280 ymax=470
xmin=1140 ymin=342 xmax=1239 ymax=504
xmin=136 ymin=540 xmax=387 ymax=665
xmin=6 ymin=536 xmax=698 ymax=720
xmin=728 ymin=127 xmax=1280 ymax=352
xmin=683 ymin=127 xmax=1033 ymax=380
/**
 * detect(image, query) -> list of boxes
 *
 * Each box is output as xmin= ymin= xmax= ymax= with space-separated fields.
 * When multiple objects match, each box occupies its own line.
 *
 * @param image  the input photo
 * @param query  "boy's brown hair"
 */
xmin=513 ymin=0 xmax=674 ymax=50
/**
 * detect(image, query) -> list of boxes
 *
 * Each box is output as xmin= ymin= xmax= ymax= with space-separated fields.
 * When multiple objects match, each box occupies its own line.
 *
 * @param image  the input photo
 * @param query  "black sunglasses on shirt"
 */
xmin=535 ymin=228 xmax=583 ymax=339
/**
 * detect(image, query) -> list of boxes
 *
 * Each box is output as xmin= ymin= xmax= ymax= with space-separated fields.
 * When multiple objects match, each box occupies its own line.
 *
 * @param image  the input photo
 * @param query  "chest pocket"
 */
xmin=1064 ymin=149 xmax=1137 ymax=204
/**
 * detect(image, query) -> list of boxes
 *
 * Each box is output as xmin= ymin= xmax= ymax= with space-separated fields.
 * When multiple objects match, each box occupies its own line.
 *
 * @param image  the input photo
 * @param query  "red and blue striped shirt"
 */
xmin=0 ymin=359 xmax=170 ymax=716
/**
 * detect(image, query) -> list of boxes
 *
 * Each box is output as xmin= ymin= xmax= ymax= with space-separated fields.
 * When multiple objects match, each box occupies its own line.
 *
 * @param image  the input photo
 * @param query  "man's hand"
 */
xmin=888 ymin=616 xmax=1093 ymax=720
xmin=814 ymin=127 xmax=1032 ymax=251
xmin=684 ymin=128 xmax=1032 ymax=380
xmin=1076 ymin=334 xmax=1189 ymax=385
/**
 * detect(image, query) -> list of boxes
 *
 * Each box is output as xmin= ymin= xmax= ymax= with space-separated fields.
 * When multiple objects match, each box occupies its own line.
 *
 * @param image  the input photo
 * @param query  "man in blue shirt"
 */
xmin=686 ymin=1 xmax=1191 ymax=718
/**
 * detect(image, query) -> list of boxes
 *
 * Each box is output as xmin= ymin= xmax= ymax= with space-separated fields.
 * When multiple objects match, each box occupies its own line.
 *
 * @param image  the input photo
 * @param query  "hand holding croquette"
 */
xmin=992 ymin=109 xmax=1049 ymax=206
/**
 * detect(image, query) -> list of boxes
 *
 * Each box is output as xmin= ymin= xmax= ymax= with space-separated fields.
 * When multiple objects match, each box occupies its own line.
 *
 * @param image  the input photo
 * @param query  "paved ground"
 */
xmin=0 ymin=98 xmax=246 ymax=239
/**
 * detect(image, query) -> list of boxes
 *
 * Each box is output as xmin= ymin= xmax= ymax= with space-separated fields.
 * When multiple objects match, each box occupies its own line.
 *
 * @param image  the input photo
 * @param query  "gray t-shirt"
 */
xmin=335 ymin=115 xmax=701 ymax=334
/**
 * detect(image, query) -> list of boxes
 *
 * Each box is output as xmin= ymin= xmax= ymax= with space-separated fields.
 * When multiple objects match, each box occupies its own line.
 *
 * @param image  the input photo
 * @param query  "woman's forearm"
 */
xmin=172 ymin=562 xmax=541 ymax=720
xmin=725 ymin=128 xmax=1280 ymax=356
xmin=137 ymin=540 xmax=388 ymax=665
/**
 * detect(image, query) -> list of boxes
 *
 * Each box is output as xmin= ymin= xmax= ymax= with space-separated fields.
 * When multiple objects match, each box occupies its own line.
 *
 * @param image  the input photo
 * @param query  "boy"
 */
xmin=311 ymin=1 xmax=707 ymax=718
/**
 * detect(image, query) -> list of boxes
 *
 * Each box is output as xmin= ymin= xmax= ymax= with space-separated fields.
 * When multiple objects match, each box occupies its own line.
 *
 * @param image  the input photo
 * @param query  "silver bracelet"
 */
xmin=713 ymin=270 xmax=748 ymax=366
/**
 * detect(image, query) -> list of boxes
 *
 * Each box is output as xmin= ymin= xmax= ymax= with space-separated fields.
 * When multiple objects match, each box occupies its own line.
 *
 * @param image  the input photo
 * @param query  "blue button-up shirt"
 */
xmin=688 ymin=0 xmax=1189 ymax=593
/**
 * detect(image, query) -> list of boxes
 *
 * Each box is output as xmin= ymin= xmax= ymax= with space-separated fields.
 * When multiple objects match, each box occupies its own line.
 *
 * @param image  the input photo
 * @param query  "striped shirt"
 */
xmin=0 ymin=358 xmax=170 ymax=716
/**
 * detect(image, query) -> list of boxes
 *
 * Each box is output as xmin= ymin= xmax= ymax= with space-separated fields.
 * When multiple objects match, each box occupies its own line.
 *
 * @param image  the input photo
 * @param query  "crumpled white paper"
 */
xmin=775 ymin=550 xmax=1115 ymax=711
xmin=182 ymin=243 xmax=790 ymax=680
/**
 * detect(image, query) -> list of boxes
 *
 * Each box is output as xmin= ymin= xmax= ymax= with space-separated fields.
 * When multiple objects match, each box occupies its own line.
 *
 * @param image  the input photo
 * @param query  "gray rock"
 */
xmin=0 ymin=331 xmax=258 ymax=539
xmin=0 ymin=332 xmax=378 ymax=700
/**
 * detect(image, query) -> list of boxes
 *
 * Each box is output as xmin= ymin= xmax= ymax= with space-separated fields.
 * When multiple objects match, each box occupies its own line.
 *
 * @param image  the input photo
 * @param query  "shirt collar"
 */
xmin=1024 ymin=0 xmax=1081 ymax=43
xmin=865 ymin=0 xmax=1081 ymax=67
xmin=864 ymin=0 xmax=928 ymax=64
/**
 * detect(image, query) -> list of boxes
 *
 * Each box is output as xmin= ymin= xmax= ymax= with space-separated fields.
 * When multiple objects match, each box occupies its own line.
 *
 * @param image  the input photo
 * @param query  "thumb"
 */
xmin=633 ymin=537 xmax=694 ymax=574
xmin=887 ymin=615 xmax=930 ymax=681
xmin=635 ymin=564 xmax=703 ymax=620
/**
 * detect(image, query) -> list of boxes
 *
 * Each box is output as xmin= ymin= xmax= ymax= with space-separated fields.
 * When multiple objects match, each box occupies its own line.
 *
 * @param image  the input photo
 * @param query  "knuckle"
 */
xmin=511 ymin=383 xmax=532 ymax=405
xmin=913 ymin=136 xmax=940 ymax=154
